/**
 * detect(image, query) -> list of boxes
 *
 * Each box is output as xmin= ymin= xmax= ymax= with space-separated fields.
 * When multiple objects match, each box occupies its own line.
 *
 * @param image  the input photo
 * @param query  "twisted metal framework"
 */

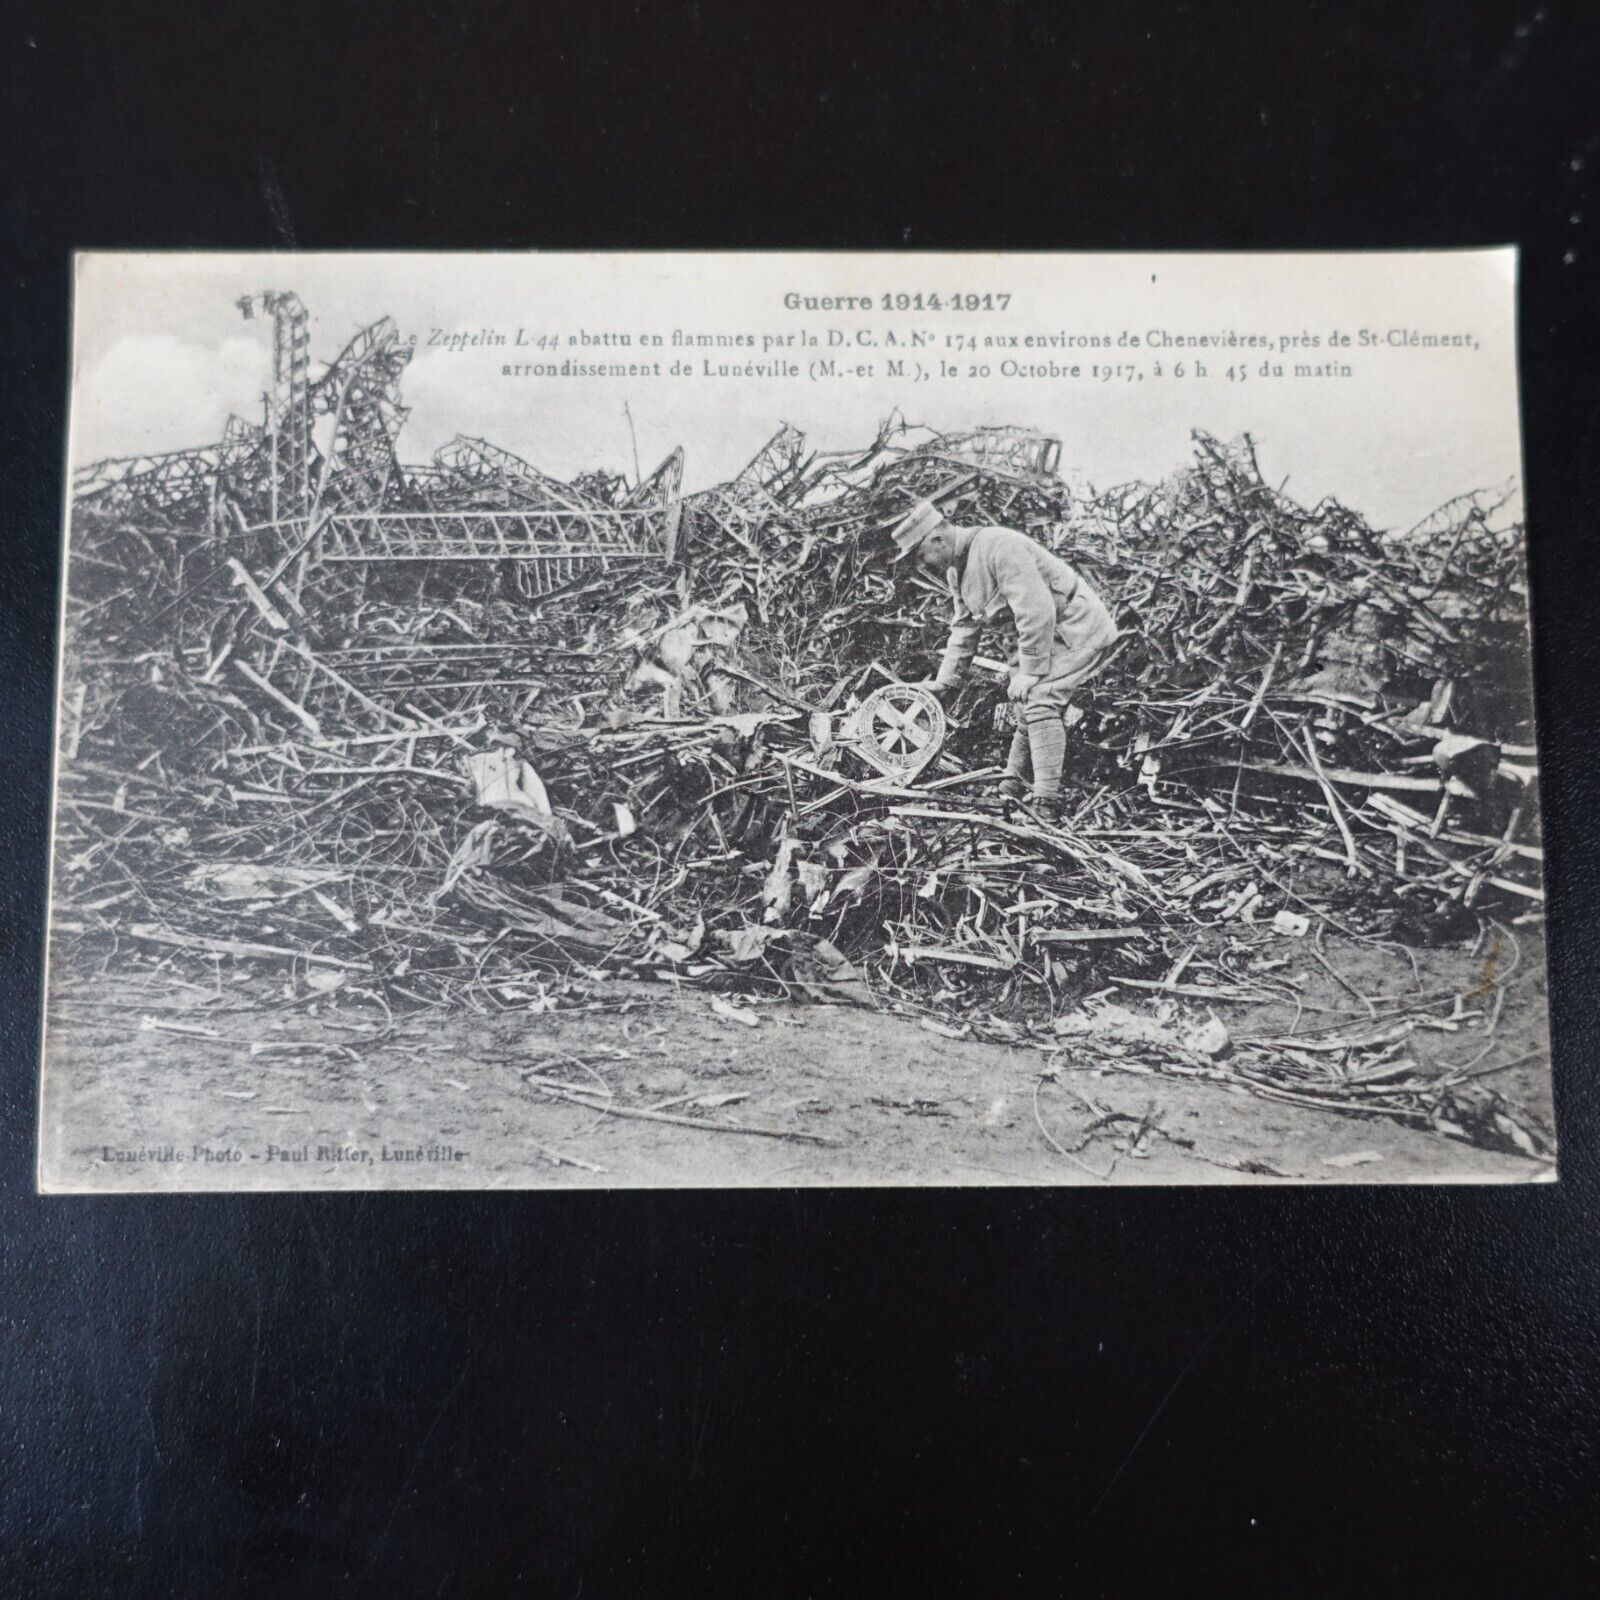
xmin=71 ymin=290 xmax=682 ymax=613
xmin=734 ymin=423 xmax=809 ymax=500
xmin=308 ymin=317 xmax=413 ymax=512
xmin=909 ymin=426 xmax=1062 ymax=478
xmin=310 ymin=435 xmax=683 ymax=587
xmin=230 ymin=633 xmax=420 ymax=741
xmin=306 ymin=640 xmax=555 ymax=719
xmin=431 ymin=435 xmax=593 ymax=514
xmin=72 ymin=446 xmax=225 ymax=525
xmin=63 ymin=289 xmax=691 ymax=751
xmin=623 ymin=445 xmax=684 ymax=511
xmin=622 ymin=447 xmax=684 ymax=560
xmin=219 ymin=413 xmax=265 ymax=461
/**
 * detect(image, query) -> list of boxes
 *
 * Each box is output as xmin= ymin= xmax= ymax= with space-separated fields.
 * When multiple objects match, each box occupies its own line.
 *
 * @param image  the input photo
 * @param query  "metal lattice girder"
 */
xmin=511 ymin=558 xmax=592 ymax=598
xmin=314 ymin=644 xmax=544 ymax=718
xmin=316 ymin=507 xmax=675 ymax=564
xmin=260 ymin=291 xmax=314 ymax=522
xmin=908 ymin=426 xmax=1062 ymax=478
xmin=317 ymin=643 xmax=539 ymax=689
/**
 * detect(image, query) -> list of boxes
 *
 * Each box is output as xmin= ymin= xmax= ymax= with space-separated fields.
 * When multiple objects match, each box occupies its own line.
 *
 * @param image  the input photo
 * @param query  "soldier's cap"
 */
xmin=888 ymin=500 xmax=946 ymax=563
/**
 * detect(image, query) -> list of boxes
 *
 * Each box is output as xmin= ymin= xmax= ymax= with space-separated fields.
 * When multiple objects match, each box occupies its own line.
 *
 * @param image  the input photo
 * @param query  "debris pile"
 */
xmin=52 ymin=293 xmax=1548 ymax=1159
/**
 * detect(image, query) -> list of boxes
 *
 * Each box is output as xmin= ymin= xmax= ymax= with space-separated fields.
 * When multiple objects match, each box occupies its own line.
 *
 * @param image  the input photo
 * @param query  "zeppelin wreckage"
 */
xmin=52 ymin=291 xmax=1552 ymax=1174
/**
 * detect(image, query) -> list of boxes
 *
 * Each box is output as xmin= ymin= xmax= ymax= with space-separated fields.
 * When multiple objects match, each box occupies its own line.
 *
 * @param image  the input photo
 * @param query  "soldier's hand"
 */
xmin=1006 ymin=671 xmax=1040 ymax=703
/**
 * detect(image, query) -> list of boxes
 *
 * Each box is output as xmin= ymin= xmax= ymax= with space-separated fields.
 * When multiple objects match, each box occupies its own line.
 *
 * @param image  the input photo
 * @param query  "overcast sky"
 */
xmin=69 ymin=251 xmax=1523 ymax=532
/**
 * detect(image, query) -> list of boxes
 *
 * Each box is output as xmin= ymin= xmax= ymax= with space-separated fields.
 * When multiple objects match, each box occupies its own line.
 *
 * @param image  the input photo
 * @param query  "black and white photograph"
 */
xmin=38 ymin=249 xmax=1551 ymax=1189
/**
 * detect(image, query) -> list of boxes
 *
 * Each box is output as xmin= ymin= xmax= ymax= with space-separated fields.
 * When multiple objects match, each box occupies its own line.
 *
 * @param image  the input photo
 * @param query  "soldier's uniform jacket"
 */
xmin=933 ymin=526 xmax=1117 ymax=689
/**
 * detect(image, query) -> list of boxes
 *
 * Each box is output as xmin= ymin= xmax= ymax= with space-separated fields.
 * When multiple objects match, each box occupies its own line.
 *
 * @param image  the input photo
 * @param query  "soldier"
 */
xmin=890 ymin=499 xmax=1118 ymax=821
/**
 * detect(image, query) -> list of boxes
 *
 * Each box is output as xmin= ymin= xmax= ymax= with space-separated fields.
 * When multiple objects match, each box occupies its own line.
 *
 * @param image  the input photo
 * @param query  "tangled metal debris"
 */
xmin=52 ymin=293 xmax=1550 ymax=1164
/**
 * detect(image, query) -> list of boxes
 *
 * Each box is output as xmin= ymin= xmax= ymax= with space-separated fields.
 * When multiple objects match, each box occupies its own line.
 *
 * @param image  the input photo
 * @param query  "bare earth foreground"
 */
xmin=39 ymin=931 xmax=1553 ymax=1190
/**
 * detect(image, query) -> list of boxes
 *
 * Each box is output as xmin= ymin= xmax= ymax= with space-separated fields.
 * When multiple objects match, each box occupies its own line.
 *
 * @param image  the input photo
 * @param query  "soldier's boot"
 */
xmin=1027 ymin=793 xmax=1068 ymax=827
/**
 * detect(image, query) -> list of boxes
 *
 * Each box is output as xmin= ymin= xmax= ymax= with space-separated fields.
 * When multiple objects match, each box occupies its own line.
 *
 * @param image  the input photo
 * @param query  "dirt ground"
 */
xmin=37 ymin=926 xmax=1554 ymax=1190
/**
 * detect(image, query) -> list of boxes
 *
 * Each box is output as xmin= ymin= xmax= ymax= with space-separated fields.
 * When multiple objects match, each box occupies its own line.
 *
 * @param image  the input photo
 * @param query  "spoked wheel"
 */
xmin=854 ymin=683 xmax=948 ymax=780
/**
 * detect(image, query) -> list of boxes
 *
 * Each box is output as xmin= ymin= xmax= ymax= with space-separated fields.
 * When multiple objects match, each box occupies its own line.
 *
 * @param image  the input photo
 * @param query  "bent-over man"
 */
xmin=890 ymin=500 xmax=1119 ymax=820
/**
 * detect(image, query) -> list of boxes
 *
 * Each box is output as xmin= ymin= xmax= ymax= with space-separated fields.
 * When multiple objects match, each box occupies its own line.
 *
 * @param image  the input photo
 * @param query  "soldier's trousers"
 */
xmin=1003 ymin=622 xmax=1118 ymax=799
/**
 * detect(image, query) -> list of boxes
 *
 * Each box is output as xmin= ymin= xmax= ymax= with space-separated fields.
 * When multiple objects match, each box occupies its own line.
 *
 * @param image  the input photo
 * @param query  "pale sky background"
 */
xmin=69 ymin=251 xmax=1523 ymax=531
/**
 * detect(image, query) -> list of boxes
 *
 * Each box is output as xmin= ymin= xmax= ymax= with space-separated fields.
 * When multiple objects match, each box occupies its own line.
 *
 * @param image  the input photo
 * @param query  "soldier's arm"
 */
xmin=934 ymin=601 xmax=981 ymax=688
xmin=993 ymin=539 xmax=1058 ymax=678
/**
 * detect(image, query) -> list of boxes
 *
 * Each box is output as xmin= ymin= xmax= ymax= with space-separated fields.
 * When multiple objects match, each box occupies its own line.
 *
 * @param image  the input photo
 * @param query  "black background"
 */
xmin=3 ymin=3 xmax=1598 ymax=1594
